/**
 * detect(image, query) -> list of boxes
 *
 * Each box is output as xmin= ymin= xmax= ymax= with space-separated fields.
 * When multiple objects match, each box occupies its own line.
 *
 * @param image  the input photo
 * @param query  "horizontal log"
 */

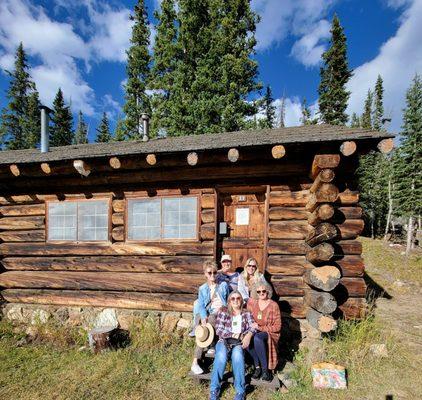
xmin=305 ymin=289 xmax=337 ymax=314
xmin=0 ymin=230 xmax=45 ymax=242
xmin=200 ymin=223 xmax=215 ymax=240
xmin=310 ymin=169 xmax=335 ymax=193
xmin=0 ymin=242 xmax=214 ymax=256
xmin=306 ymin=183 xmax=339 ymax=212
xmin=306 ymin=242 xmax=335 ymax=264
xmin=222 ymin=239 xmax=263 ymax=249
xmin=268 ymin=207 xmax=308 ymax=221
xmin=306 ymin=308 xmax=337 ymax=332
xmin=337 ymin=219 xmax=365 ymax=240
xmin=112 ymin=212 xmax=124 ymax=226
xmin=304 ymin=266 xmax=341 ymax=291
xmin=278 ymin=297 xmax=305 ymax=318
xmin=0 ymin=215 xmax=45 ymax=230
xmin=266 ymin=256 xmax=307 ymax=275
xmin=112 ymin=200 xmax=124 ymax=213
xmin=333 ymin=256 xmax=365 ymax=277
xmin=333 ymin=240 xmax=362 ymax=255
xmin=201 ymin=194 xmax=215 ymax=209
xmin=0 ymin=271 xmax=204 ymax=294
xmin=308 ymin=204 xmax=335 ymax=226
xmin=1 ymin=255 xmax=212 ymax=273
xmin=268 ymin=240 xmax=308 ymax=255
xmin=305 ymin=223 xmax=337 ymax=247
xmin=0 ymin=195 xmax=46 ymax=205
xmin=268 ymin=221 xmax=310 ymax=240
xmin=336 ymin=190 xmax=359 ymax=205
xmin=339 ymin=277 xmax=367 ymax=297
xmin=1 ymin=289 xmax=195 ymax=312
xmin=311 ymin=154 xmax=340 ymax=179
xmin=337 ymin=207 xmax=363 ymax=220
xmin=338 ymin=297 xmax=367 ymax=319
xmin=271 ymin=276 xmax=304 ymax=296
xmin=0 ymin=203 xmax=45 ymax=217
xmin=201 ymin=209 xmax=215 ymax=223
xmin=270 ymin=190 xmax=357 ymax=208
xmin=112 ymin=226 xmax=124 ymax=241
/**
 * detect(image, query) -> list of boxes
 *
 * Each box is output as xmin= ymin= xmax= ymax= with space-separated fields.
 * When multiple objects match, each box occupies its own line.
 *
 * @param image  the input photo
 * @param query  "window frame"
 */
xmin=125 ymin=194 xmax=200 ymax=242
xmin=45 ymin=197 xmax=112 ymax=243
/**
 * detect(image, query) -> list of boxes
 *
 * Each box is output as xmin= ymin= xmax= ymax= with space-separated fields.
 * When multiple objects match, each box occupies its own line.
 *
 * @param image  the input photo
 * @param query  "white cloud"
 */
xmin=252 ymin=0 xmax=335 ymax=66
xmin=347 ymin=0 xmax=422 ymax=133
xmin=102 ymin=94 xmax=122 ymax=120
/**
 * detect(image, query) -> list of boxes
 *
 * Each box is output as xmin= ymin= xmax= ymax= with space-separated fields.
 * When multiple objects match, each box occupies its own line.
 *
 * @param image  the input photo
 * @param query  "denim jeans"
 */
xmin=210 ymin=340 xmax=245 ymax=396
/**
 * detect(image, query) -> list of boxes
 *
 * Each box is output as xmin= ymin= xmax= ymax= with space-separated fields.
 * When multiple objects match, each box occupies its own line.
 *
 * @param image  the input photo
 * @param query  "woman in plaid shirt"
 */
xmin=209 ymin=291 xmax=255 ymax=400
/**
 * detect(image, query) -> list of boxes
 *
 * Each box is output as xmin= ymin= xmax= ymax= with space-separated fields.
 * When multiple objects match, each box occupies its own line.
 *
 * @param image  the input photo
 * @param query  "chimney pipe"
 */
xmin=141 ymin=113 xmax=150 ymax=142
xmin=39 ymin=105 xmax=52 ymax=153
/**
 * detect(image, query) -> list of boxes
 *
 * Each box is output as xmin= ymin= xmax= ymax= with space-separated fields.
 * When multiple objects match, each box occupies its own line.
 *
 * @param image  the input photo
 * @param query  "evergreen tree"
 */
xmin=318 ymin=15 xmax=352 ymax=125
xmin=22 ymin=91 xmax=41 ymax=148
xmin=96 ymin=112 xmax=112 ymax=143
xmin=392 ymin=74 xmax=422 ymax=254
xmin=361 ymin=89 xmax=373 ymax=129
xmin=350 ymin=112 xmax=360 ymax=128
xmin=50 ymin=88 xmax=74 ymax=146
xmin=1 ymin=43 xmax=37 ymax=149
xmin=373 ymin=74 xmax=384 ymax=131
xmin=149 ymin=0 xmax=178 ymax=135
xmin=301 ymin=98 xmax=311 ymax=125
xmin=124 ymin=0 xmax=151 ymax=139
xmin=74 ymin=111 xmax=88 ymax=144
xmin=259 ymin=86 xmax=276 ymax=128
xmin=114 ymin=115 xmax=126 ymax=141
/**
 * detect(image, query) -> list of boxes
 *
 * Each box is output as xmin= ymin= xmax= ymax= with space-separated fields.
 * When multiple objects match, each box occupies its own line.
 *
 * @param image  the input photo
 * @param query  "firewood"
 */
xmin=305 ymin=289 xmax=337 ymax=314
xmin=304 ymin=266 xmax=341 ymax=291
xmin=305 ymin=222 xmax=338 ymax=247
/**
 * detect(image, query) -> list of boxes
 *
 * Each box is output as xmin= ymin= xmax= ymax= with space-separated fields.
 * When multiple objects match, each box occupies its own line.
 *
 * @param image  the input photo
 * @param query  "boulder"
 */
xmin=94 ymin=308 xmax=119 ymax=329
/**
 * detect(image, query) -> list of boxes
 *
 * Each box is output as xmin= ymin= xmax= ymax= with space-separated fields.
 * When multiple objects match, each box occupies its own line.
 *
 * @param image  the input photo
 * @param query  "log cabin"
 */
xmin=0 ymin=124 xmax=394 ymax=334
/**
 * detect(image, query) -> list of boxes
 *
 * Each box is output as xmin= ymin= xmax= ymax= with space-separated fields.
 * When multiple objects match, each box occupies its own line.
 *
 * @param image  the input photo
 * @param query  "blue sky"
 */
xmin=0 ymin=0 xmax=421 ymax=141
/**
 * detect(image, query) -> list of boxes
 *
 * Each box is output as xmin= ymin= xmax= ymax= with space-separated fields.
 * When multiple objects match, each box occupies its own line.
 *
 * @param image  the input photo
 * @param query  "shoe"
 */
xmin=206 ymin=347 xmax=215 ymax=357
xmin=261 ymin=370 xmax=273 ymax=382
xmin=209 ymin=390 xmax=219 ymax=400
xmin=251 ymin=366 xmax=261 ymax=379
xmin=191 ymin=363 xmax=204 ymax=375
xmin=233 ymin=393 xmax=245 ymax=400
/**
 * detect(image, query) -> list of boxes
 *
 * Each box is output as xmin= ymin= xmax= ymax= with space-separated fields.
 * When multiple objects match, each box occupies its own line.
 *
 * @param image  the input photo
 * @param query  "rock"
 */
xmin=370 ymin=343 xmax=388 ymax=357
xmin=176 ymin=317 xmax=191 ymax=330
xmin=94 ymin=308 xmax=119 ymax=329
xmin=15 ymin=337 xmax=28 ymax=347
xmin=55 ymin=307 xmax=69 ymax=323
xmin=25 ymin=325 xmax=38 ymax=338
xmin=68 ymin=308 xmax=83 ymax=326
xmin=161 ymin=313 xmax=179 ymax=333
xmin=282 ymin=378 xmax=298 ymax=389
xmin=31 ymin=309 xmax=51 ymax=325
xmin=6 ymin=305 xmax=24 ymax=322
xmin=117 ymin=314 xmax=135 ymax=331
xmin=393 ymin=280 xmax=405 ymax=288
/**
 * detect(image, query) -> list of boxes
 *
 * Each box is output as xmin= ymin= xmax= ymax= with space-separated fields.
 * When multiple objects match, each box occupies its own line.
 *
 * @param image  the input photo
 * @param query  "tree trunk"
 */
xmin=384 ymin=178 xmax=393 ymax=241
xmin=406 ymin=215 xmax=414 ymax=256
xmin=370 ymin=210 xmax=375 ymax=239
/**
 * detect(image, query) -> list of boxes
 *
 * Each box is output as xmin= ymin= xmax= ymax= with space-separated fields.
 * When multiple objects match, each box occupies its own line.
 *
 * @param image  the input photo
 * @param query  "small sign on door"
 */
xmin=236 ymin=207 xmax=249 ymax=225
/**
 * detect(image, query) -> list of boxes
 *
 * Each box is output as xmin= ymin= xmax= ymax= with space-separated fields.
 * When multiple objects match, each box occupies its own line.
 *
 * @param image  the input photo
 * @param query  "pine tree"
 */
xmin=301 ymin=98 xmax=311 ymax=125
xmin=50 ymin=88 xmax=74 ymax=147
xmin=318 ymin=15 xmax=352 ymax=125
xmin=392 ymin=74 xmax=422 ymax=255
xmin=259 ymin=86 xmax=276 ymax=128
xmin=124 ymin=0 xmax=151 ymax=140
xmin=96 ymin=112 xmax=112 ymax=143
xmin=373 ymin=75 xmax=384 ymax=131
xmin=74 ymin=111 xmax=88 ymax=144
xmin=1 ymin=43 xmax=37 ymax=149
xmin=350 ymin=112 xmax=360 ymax=128
xmin=22 ymin=91 xmax=41 ymax=148
xmin=114 ymin=116 xmax=126 ymax=142
xmin=361 ymin=89 xmax=373 ymax=129
xmin=149 ymin=0 xmax=178 ymax=135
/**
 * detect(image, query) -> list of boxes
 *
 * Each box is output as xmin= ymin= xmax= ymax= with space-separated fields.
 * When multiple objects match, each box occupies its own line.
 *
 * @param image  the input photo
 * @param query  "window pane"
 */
xmin=128 ymin=199 xmax=161 ymax=240
xmin=48 ymin=202 xmax=77 ymax=241
xmin=179 ymin=225 xmax=196 ymax=239
xmin=163 ymin=197 xmax=197 ymax=239
xmin=78 ymin=200 xmax=109 ymax=241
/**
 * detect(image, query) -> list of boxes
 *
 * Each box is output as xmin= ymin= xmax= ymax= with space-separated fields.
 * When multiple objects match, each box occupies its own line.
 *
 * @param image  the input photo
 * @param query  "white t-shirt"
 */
xmin=231 ymin=314 xmax=242 ymax=334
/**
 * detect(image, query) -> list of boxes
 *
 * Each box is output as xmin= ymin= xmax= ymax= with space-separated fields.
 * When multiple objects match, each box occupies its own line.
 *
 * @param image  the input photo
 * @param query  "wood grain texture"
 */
xmin=112 ymin=200 xmax=124 ymax=213
xmin=271 ymin=276 xmax=305 ymax=296
xmin=0 ymin=215 xmax=45 ymax=230
xmin=268 ymin=207 xmax=309 ymax=221
xmin=338 ymin=297 xmax=367 ymax=319
xmin=201 ymin=209 xmax=215 ymax=223
xmin=112 ymin=212 xmax=124 ymax=226
xmin=269 ymin=190 xmax=358 ymax=207
xmin=201 ymin=194 xmax=215 ymax=209
xmin=200 ymin=223 xmax=215 ymax=240
xmin=268 ymin=221 xmax=310 ymax=239
xmin=0 ymin=203 xmax=45 ymax=216
xmin=305 ymin=289 xmax=337 ymax=314
xmin=0 ymin=230 xmax=45 ymax=242
xmin=266 ymin=256 xmax=307 ymax=275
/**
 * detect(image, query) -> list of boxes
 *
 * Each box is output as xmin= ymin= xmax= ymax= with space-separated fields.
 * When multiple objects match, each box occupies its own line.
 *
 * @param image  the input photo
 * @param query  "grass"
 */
xmin=0 ymin=238 xmax=421 ymax=399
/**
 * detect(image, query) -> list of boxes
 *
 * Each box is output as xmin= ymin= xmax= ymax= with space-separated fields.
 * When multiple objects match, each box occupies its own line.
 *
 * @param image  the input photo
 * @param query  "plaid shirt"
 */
xmin=215 ymin=307 xmax=255 ymax=339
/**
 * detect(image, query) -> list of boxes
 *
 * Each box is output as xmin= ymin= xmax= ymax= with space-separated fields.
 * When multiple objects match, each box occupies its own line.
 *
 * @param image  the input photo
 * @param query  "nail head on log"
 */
xmin=9 ymin=164 xmax=20 ymax=177
xmin=109 ymin=157 xmax=121 ymax=169
xmin=146 ymin=154 xmax=157 ymax=166
xmin=40 ymin=163 xmax=51 ymax=174
xmin=305 ymin=289 xmax=337 ymax=314
xmin=187 ymin=152 xmax=198 ymax=166
xmin=228 ymin=148 xmax=239 ymax=163
xmin=377 ymin=138 xmax=394 ymax=154
xmin=340 ymin=141 xmax=357 ymax=156
xmin=271 ymin=145 xmax=286 ymax=159
xmin=73 ymin=160 xmax=91 ymax=177
xmin=305 ymin=265 xmax=341 ymax=291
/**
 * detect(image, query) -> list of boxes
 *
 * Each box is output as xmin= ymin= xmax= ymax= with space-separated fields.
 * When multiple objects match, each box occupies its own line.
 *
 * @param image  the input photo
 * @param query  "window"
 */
xmin=127 ymin=196 xmax=198 ymax=240
xmin=47 ymin=200 xmax=109 ymax=242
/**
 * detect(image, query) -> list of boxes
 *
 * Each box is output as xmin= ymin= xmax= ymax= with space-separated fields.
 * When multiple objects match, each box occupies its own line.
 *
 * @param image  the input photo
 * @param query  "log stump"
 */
xmin=88 ymin=326 xmax=116 ymax=353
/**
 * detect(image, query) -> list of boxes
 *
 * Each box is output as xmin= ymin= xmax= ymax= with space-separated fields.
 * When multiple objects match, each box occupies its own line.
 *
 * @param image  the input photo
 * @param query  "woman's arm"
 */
xmin=197 ymin=285 xmax=208 ymax=320
xmin=238 ymin=275 xmax=249 ymax=301
xmin=262 ymin=302 xmax=281 ymax=333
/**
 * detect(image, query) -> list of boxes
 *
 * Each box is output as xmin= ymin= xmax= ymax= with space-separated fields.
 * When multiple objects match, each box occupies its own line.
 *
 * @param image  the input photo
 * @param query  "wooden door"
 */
xmin=218 ymin=189 xmax=267 ymax=272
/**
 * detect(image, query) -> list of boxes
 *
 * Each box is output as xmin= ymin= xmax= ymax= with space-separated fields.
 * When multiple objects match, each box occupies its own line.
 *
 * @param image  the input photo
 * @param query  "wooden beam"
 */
xmin=146 ymin=153 xmax=157 ymax=166
xmin=310 ymin=169 xmax=335 ymax=193
xmin=305 ymin=222 xmax=338 ymax=247
xmin=306 ymin=183 xmax=339 ymax=212
xmin=308 ymin=204 xmax=335 ymax=226
xmin=9 ymin=164 xmax=20 ymax=177
xmin=304 ymin=265 xmax=341 ymax=291
xmin=311 ymin=154 xmax=340 ymax=179
xmin=305 ymin=289 xmax=337 ymax=314
xmin=109 ymin=157 xmax=121 ymax=169
xmin=187 ymin=152 xmax=198 ymax=166
xmin=306 ymin=242 xmax=335 ymax=264
xmin=271 ymin=145 xmax=286 ymax=159
xmin=306 ymin=308 xmax=337 ymax=332
xmin=339 ymin=141 xmax=357 ymax=156
xmin=73 ymin=160 xmax=91 ymax=177
xmin=377 ymin=138 xmax=394 ymax=154
xmin=228 ymin=148 xmax=239 ymax=163
xmin=40 ymin=163 xmax=52 ymax=175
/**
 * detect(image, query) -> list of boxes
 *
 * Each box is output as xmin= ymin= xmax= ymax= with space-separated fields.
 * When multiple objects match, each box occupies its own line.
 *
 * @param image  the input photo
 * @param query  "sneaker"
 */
xmin=206 ymin=347 xmax=215 ymax=357
xmin=251 ymin=366 xmax=261 ymax=379
xmin=209 ymin=390 xmax=219 ymax=400
xmin=191 ymin=363 xmax=204 ymax=375
xmin=261 ymin=370 xmax=273 ymax=382
xmin=233 ymin=393 xmax=245 ymax=400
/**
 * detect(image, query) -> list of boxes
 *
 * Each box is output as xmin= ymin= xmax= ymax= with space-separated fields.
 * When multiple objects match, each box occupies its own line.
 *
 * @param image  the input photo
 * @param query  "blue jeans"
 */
xmin=210 ymin=340 xmax=245 ymax=396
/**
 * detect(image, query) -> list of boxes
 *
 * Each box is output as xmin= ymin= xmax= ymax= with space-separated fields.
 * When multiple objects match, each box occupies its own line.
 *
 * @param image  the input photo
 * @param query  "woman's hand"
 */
xmin=201 ymin=318 xmax=207 ymax=325
xmin=241 ymin=333 xmax=253 ymax=349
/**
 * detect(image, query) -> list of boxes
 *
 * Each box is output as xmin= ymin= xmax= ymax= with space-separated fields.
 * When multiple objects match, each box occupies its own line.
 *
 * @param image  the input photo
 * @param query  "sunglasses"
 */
xmin=230 ymin=297 xmax=242 ymax=302
xmin=247 ymin=264 xmax=257 ymax=268
xmin=257 ymin=290 xmax=267 ymax=294
xmin=206 ymin=271 xmax=217 ymax=276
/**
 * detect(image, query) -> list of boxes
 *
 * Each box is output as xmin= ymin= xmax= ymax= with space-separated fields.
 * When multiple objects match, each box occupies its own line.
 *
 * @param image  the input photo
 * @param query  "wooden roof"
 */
xmin=0 ymin=124 xmax=393 ymax=165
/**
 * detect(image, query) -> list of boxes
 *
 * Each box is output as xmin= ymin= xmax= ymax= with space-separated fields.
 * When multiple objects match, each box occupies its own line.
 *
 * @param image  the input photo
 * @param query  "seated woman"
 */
xmin=216 ymin=254 xmax=241 ymax=293
xmin=191 ymin=261 xmax=230 ymax=375
xmin=246 ymin=280 xmax=281 ymax=381
xmin=210 ymin=290 xmax=255 ymax=400
xmin=237 ymin=257 xmax=268 ymax=300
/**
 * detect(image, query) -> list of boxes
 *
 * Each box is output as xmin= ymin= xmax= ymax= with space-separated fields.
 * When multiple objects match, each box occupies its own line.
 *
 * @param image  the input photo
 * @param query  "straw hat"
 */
xmin=194 ymin=323 xmax=215 ymax=348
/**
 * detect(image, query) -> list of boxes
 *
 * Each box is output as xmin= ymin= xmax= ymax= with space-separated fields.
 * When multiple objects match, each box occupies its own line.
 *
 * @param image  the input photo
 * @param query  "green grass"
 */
xmin=0 ymin=238 xmax=421 ymax=399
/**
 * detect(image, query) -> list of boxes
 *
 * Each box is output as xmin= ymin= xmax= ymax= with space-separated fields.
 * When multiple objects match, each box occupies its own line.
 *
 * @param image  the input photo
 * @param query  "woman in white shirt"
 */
xmin=237 ymin=258 xmax=268 ymax=300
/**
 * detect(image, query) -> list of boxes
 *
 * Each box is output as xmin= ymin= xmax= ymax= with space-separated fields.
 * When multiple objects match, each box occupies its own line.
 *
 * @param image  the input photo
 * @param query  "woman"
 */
xmin=246 ymin=280 xmax=281 ymax=381
xmin=237 ymin=257 xmax=268 ymax=300
xmin=191 ymin=261 xmax=230 ymax=375
xmin=210 ymin=291 xmax=255 ymax=400
xmin=216 ymin=254 xmax=241 ymax=293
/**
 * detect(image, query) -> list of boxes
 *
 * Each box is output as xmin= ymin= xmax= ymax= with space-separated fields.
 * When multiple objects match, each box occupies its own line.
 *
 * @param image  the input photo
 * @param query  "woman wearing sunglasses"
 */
xmin=191 ymin=261 xmax=230 ymax=375
xmin=237 ymin=257 xmax=268 ymax=300
xmin=210 ymin=290 xmax=255 ymax=400
xmin=246 ymin=280 xmax=281 ymax=381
